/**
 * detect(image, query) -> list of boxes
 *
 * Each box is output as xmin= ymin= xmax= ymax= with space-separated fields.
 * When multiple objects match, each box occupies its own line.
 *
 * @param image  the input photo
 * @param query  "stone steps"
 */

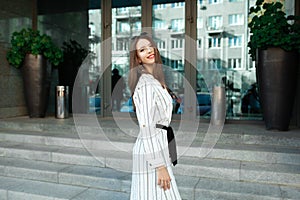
xmin=0 ymin=117 xmax=300 ymax=199
xmin=0 ymin=157 xmax=299 ymax=200
xmin=0 ymin=140 xmax=300 ymax=199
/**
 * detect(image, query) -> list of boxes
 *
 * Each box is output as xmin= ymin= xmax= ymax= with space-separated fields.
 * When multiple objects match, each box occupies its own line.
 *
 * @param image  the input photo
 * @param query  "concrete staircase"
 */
xmin=0 ymin=116 xmax=299 ymax=200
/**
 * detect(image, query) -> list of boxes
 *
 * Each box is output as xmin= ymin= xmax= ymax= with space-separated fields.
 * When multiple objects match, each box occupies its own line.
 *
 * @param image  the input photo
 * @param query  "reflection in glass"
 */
xmin=197 ymin=0 xmax=262 ymax=120
xmin=112 ymin=5 xmax=141 ymax=112
xmin=153 ymin=2 xmax=185 ymax=115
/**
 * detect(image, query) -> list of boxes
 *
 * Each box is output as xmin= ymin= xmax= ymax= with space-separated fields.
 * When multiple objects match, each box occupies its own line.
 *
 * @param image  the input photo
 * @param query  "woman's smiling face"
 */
xmin=136 ymin=38 xmax=155 ymax=66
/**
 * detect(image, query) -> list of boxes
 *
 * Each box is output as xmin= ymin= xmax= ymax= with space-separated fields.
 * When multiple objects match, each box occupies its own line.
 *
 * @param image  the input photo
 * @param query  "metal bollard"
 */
xmin=55 ymin=86 xmax=69 ymax=119
xmin=211 ymin=86 xmax=226 ymax=125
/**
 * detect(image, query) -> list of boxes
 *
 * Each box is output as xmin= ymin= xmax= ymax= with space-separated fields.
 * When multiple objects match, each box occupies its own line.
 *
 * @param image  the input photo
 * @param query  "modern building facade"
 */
xmin=0 ymin=0 xmax=299 ymax=126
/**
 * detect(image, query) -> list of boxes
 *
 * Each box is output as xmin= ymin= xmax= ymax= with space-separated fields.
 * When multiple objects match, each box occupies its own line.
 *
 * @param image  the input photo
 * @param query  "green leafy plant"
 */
xmin=248 ymin=0 xmax=300 ymax=60
xmin=6 ymin=28 xmax=63 ymax=68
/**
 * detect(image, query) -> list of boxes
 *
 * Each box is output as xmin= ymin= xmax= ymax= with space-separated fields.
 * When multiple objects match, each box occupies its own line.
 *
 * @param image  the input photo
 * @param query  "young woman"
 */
xmin=129 ymin=32 xmax=182 ymax=200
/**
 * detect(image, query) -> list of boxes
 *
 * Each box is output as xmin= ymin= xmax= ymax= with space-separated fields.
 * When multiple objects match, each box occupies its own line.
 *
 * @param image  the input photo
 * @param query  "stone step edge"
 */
xmin=1 ymin=154 xmax=300 ymax=188
xmin=1 ymin=126 xmax=300 ymax=149
xmin=1 ymin=119 xmax=300 ymax=140
xmin=1 ymin=139 xmax=300 ymax=167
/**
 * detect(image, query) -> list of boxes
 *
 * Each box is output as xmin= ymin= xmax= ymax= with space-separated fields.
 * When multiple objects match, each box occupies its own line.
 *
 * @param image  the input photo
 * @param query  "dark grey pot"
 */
xmin=22 ymin=54 xmax=50 ymax=118
xmin=257 ymin=48 xmax=299 ymax=131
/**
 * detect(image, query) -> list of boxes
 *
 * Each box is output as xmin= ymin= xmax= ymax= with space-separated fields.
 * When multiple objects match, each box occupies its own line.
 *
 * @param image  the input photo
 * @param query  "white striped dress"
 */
xmin=130 ymin=74 xmax=182 ymax=200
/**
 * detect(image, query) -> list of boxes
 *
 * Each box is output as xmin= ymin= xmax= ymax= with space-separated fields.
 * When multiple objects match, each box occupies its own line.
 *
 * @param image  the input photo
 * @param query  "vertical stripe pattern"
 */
xmin=130 ymin=74 xmax=182 ymax=200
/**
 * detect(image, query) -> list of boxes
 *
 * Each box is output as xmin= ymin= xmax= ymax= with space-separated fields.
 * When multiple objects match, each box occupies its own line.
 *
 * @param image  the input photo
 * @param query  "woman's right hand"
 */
xmin=157 ymin=166 xmax=171 ymax=190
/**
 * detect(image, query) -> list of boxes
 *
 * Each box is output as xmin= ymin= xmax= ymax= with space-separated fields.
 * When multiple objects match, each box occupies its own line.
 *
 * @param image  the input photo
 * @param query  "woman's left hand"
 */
xmin=157 ymin=166 xmax=171 ymax=190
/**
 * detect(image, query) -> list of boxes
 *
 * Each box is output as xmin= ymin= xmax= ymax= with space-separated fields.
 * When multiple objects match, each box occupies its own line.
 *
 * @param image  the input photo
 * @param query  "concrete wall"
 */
xmin=0 ymin=0 xmax=32 ymax=118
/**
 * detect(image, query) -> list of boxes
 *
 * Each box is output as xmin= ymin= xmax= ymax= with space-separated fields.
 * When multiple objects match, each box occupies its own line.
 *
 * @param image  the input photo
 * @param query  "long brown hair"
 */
xmin=128 ymin=32 xmax=166 ymax=94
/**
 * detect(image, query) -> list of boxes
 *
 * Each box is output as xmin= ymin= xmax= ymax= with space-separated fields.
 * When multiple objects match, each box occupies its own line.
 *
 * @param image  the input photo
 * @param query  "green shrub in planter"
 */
xmin=248 ymin=0 xmax=300 ymax=131
xmin=6 ymin=28 xmax=63 ymax=68
xmin=248 ymin=0 xmax=300 ymax=60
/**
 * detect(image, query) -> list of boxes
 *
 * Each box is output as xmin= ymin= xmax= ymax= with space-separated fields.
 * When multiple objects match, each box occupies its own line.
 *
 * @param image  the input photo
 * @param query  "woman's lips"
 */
xmin=147 ymin=54 xmax=155 ymax=59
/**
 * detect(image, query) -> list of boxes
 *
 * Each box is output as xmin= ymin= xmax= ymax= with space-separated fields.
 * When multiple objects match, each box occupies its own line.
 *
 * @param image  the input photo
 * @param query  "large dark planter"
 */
xmin=22 ymin=54 xmax=50 ymax=118
xmin=257 ymin=48 xmax=299 ymax=131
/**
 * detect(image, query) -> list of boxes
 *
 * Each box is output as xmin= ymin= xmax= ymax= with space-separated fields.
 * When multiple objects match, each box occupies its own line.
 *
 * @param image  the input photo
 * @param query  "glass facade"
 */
xmin=86 ymin=0 xmax=262 ymax=120
xmin=1 ymin=0 xmax=297 ymax=121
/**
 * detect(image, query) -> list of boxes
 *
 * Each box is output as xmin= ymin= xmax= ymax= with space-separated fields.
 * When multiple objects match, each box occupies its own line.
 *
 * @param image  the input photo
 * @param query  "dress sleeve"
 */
xmin=134 ymin=81 xmax=166 ymax=169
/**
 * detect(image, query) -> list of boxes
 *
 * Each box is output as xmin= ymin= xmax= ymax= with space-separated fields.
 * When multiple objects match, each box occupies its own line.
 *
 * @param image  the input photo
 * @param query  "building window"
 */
xmin=118 ymin=21 xmax=130 ymax=33
xmin=117 ymin=7 xmax=128 ymax=14
xmin=208 ymin=37 xmax=221 ymax=48
xmin=228 ymin=36 xmax=242 ymax=47
xmin=229 ymin=14 xmax=244 ymax=25
xmin=171 ymin=19 xmax=184 ymax=32
xmin=172 ymin=2 xmax=184 ymax=8
xmin=171 ymin=59 xmax=183 ymax=69
xmin=153 ymin=4 xmax=167 ymax=10
xmin=116 ymin=39 xmax=129 ymax=51
xmin=208 ymin=59 xmax=222 ymax=70
xmin=171 ymin=39 xmax=184 ymax=49
xmin=208 ymin=0 xmax=223 ymax=4
xmin=197 ymin=39 xmax=202 ymax=48
xmin=198 ymin=0 xmax=204 ymax=5
xmin=154 ymin=20 xmax=166 ymax=30
xmin=157 ymin=40 xmax=166 ymax=50
xmin=228 ymin=58 xmax=242 ymax=69
xmin=133 ymin=21 xmax=141 ymax=31
xmin=171 ymin=60 xmax=178 ymax=69
xmin=208 ymin=16 xmax=222 ymax=30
